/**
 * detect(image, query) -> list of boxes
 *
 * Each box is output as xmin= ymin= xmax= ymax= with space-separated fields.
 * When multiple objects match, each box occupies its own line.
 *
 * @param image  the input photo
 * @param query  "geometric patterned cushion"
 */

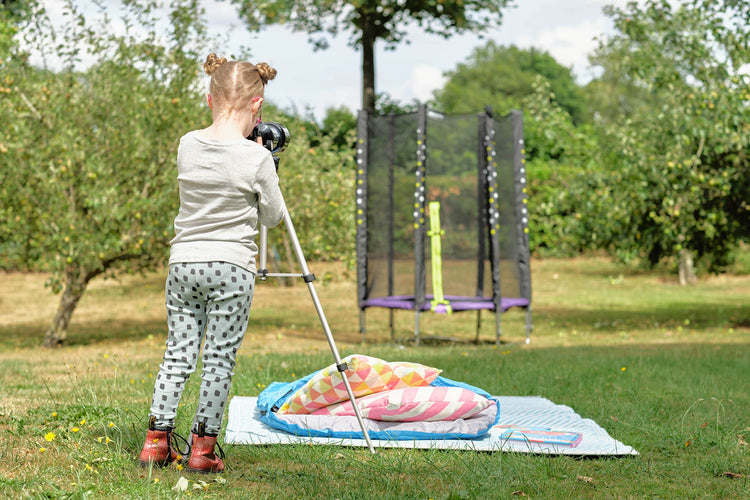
xmin=387 ymin=361 xmax=442 ymax=389
xmin=277 ymin=354 xmax=394 ymax=414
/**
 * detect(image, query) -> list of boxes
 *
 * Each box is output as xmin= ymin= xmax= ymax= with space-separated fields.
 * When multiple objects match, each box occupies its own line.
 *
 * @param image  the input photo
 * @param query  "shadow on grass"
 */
xmin=0 ymin=315 xmax=294 ymax=350
xmin=537 ymin=301 xmax=750 ymax=332
xmin=4 ymin=292 xmax=749 ymax=350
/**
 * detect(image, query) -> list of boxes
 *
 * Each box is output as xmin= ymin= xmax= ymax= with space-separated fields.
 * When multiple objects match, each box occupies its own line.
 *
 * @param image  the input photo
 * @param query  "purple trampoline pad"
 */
xmin=360 ymin=295 xmax=529 ymax=312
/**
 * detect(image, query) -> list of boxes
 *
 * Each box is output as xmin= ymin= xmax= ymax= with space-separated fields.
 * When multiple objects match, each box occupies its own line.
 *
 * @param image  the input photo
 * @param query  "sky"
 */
xmin=204 ymin=0 xmax=639 ymax=120
xmin=33 ymin=0 xmax=640 ymax=121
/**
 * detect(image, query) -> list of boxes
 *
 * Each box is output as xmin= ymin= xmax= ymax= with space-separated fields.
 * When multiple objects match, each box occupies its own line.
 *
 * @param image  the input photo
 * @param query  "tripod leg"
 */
xmin=359 ymin=310 xmax=366 ymax=343
xmin=258 ymin=225 xmax=268 ymax=280
xmin=278 ymin=211 xmax=377 ymax=454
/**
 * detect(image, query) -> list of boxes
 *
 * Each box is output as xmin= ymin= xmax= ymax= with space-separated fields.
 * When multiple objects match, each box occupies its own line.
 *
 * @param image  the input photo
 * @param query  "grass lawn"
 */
xmin=0 ymin=257 xmax=748 ymax=498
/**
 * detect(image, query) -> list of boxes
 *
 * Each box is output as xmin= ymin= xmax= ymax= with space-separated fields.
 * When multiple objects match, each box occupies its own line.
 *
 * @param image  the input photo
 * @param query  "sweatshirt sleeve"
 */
xmin=254 ymin=153 xmax=286 ymax=228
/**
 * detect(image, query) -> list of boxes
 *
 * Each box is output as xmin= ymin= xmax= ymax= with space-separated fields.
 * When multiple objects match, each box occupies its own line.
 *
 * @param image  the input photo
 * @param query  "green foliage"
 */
xmin=434 ymin=42 xmax=588 ymax=123
xmin=431 ymin=43 xmax=597 ymax=257
xmin=269 ymin=114 xmax=357 ymax=266
xmin=373 ymin=92 xmax=420 ymax=115
xmin=1 ymin=0 xmax=208 ymax=279
xmin=320 ymin=105 xmax=357 ymax=150
xmin=0 ymin=0 xmax=218 ymax=344
xmin=520 ymin=79 xmax=600 ymax=256
xmin=586 ymin=0 xmax=750 ymax=271
xmin=0 ymin=0 xmax=358 ymax=343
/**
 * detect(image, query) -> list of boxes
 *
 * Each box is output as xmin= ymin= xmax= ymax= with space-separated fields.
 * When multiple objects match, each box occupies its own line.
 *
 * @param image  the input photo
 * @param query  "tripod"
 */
xmin=257 ymin=162 xmax=376 ymax=455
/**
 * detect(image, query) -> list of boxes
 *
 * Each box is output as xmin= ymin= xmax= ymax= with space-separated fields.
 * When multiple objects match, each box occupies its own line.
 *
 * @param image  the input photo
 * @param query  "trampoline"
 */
xmin=355 ymin=106 xmax=532 ymax=344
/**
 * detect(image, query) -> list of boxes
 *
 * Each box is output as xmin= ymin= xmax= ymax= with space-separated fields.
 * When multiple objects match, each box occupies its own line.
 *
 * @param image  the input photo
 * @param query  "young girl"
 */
xmin=138 ymin=53 xmax=285 ymax=473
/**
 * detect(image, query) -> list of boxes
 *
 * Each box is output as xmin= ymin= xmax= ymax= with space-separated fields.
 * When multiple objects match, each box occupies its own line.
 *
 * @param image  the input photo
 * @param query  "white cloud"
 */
xmin=311 ymin=85 xmax=360 ymax=119
xmin=407 ymin=65 xmax=447 ymax=103
xmin=529 ymin=18 xmax=611 ymax=82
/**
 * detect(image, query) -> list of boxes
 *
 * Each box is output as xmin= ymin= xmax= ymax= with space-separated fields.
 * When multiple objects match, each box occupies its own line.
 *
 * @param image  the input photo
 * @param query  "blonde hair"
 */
xmin=203 ymin=53 xmax=277 ymax=113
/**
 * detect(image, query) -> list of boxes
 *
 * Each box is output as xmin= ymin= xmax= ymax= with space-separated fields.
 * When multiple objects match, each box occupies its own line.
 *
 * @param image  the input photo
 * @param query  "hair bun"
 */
xmin=204 ymin=53 xmax=228 ymax=76
xmin=256 ymin=62 xmax=277 ymax=85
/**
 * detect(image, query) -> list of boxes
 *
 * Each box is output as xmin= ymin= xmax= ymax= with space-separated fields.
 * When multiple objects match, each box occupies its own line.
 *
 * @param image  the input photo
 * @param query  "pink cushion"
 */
xmin=311 ymin=386 xmax=493 ymax=422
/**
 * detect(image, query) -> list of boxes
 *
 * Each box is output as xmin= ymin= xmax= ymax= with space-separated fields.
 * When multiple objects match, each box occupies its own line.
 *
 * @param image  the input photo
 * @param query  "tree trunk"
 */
xmin=42 ymin=268 xmax=89 ymax=347
xmin=361 ymin=21 xmax=376 ymax=112
xmin=678 ymin=249 xmax=698 ymax=285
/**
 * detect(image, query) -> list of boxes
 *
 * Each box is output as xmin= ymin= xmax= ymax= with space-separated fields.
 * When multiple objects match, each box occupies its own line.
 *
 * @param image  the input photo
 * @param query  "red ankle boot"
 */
xmin=138 ymin=416 xmax=188 ymax=467
xmin=187 ymin=422 xmax=225 ymax=474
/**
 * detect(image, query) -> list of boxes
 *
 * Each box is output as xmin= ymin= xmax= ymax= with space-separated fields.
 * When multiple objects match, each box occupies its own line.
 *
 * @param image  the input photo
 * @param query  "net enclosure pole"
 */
xmin=387 ymin=114 xmax=397 ymax=341
xmin=413 ymin=104 xmax=428 ymax=345
xmin=485 ymin=111 xmax=503 ymax=345
xmin=511 ymin=110 xmax=533 ymax=343
xmin=475 ymin=108 xmax=490 ymax=343
xmin=356 ymin=110 xmax=369 ymax=343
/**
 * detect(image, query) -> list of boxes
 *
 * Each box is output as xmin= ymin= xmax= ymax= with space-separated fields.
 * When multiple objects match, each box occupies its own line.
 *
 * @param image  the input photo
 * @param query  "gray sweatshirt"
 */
xmin=169 ymin=130 xmax=285 ymax=273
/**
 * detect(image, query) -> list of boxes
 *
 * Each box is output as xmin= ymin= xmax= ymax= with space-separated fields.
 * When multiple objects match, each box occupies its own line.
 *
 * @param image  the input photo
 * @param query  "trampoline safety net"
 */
xmin=356 ymin=106 xmax=532 ymax=344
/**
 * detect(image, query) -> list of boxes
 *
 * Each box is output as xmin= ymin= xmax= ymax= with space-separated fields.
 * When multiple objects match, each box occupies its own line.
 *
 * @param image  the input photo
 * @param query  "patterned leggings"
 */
xmin=149 ymin=262 xmax=255 ymax=435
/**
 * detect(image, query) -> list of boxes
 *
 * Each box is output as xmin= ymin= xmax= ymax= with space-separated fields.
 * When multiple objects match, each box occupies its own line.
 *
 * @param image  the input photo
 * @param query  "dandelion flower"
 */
xmin=79 ymin=418 xmax=86 ymax=425
xmin=105 ymin=437 xmax=112 ymax=444
xmin=39 ymin=447 xmax=46 ymax=453
xmin=154 ymin=478 xmax=160 ymax=484
xmin=621 ymin=367 xmax=627 ymax=372
xmin=108 ymin=421 xmax=115 ymax=428
xmin=44 ymin=432 xmax=56 ymax=442
xmin=72 ymin=427 xmax=80 ymax=433
xmin=51 ymin=412 xmax=58 ymax=418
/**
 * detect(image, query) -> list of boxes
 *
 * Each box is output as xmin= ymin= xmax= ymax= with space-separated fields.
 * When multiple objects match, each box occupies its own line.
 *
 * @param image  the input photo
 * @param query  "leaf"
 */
xmin=721 ymin=472 xmax=747 ymax=480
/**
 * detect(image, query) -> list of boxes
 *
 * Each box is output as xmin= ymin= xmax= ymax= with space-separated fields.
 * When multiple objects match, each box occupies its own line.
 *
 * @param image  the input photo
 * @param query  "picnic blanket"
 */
xmin=225 ymin=395 xmax=637 ymax=456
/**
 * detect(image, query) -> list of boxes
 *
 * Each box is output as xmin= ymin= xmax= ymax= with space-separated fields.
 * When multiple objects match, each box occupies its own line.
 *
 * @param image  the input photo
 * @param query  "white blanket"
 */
xmin=225 ymin=395 xmax=638 ymax=456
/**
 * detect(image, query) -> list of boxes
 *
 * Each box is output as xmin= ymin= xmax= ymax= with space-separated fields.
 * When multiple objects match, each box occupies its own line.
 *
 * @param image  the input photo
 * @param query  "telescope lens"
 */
xmin=250 ymin=122 xmax=290 ymax=154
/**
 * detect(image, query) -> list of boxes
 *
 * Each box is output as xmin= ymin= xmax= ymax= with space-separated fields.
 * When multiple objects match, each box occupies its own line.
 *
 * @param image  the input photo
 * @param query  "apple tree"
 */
xmin=1 ymin=0 xmax=209 ymax=345
xmin=585 ymin=0 xmax=750 ymax=282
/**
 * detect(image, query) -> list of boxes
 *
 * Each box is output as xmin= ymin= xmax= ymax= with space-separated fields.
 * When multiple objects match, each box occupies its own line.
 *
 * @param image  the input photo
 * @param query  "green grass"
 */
xmin=1 ymin=258 xmax=749 ymax=498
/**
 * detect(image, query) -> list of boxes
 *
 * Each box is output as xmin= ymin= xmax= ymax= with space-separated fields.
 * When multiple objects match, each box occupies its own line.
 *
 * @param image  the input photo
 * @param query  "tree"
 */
xmin=434 ymin=42 xmax=587 ymax=123
xmin=320 ymin=106 xmax=357 ymax=150
xmin=1 ymin=0 xmax=210 ymax=345
xmin=584 ymin=0 xmax=750 ymax=282
xmin=2 ymin=0 xmax=360 ymax=345
xmin=432 ymin=42 xmax=596 ymax=255
xmin=231 ymin=0 xmax=513 ymax=111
